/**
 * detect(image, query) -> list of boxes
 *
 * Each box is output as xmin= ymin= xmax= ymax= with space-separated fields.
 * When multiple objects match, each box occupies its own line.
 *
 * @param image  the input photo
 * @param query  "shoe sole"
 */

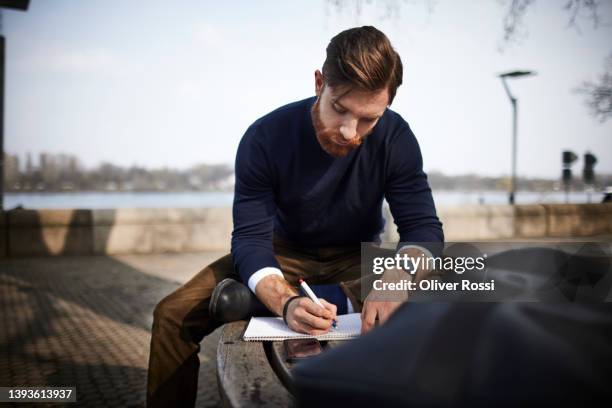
xmin=209 ymin=278 xmax=235 ymax=322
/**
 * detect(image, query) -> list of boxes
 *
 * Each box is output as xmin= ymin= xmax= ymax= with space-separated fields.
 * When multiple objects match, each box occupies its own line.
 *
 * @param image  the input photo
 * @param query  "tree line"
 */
xmin=4 ymin=152 xmax=609 ymax=193
xmin=3 ymin=152 xmax=234 ymax=192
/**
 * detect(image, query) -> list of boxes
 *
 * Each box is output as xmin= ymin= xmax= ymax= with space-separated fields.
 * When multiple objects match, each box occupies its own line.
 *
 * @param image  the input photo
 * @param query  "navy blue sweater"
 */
xmin=231 ymin=96 xmax=443 ymax=283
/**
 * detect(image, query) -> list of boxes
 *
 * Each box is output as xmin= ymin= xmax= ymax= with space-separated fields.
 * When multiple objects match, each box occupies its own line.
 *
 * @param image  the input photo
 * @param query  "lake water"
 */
xmin=3 ymin=190 xmax=605 ymax=210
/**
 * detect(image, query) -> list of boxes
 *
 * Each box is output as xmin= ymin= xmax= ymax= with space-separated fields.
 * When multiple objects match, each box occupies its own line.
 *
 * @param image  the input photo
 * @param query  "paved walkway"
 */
xmin=3 ymin=236 xmax=610 ymax=406
xmin=0 ymin=252 xmax=227 ymax=407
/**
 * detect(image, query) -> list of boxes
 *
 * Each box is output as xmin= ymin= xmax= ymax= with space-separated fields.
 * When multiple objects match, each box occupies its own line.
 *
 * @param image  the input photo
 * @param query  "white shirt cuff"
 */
xmin=397 ymin=244 xmax=434 ymax=275
xmin=397 ymin=244 xmax=433 ymax=259
xmin=247 ymin=267 xmax=284 ymax=293
xmin=347 ymin=298 xmax=354 ymax=314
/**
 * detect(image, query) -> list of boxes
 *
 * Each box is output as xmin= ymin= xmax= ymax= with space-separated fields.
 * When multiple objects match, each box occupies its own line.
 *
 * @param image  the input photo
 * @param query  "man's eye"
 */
xmin=333 ymin=104 xmax=346 ymax=114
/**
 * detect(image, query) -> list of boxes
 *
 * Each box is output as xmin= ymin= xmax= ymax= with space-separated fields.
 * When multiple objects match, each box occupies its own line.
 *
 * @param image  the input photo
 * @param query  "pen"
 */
xmin=299 ymin=278 xmax=338 ymax=329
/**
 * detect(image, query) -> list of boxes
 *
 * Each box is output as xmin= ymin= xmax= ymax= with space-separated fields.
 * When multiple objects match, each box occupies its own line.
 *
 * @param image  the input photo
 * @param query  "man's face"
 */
xmin=311 ymin=70 xmax=389 ymax=158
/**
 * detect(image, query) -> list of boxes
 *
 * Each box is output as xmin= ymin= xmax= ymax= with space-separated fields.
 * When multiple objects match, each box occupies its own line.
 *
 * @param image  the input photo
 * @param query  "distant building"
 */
xmin=40 ymin=153 xmax=60 ymax=188
xmin=4 ymin=153 xmax=20 ymax=189
xmin=25 ymin=153 xmax=33 ymax=177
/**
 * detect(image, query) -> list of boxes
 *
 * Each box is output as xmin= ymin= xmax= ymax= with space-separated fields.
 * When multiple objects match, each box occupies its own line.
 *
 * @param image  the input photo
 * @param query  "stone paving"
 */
xmin=0 ymin=252 xmax=228 ymax=407
xmin=3 ymin=236 xmax=611 ymax=407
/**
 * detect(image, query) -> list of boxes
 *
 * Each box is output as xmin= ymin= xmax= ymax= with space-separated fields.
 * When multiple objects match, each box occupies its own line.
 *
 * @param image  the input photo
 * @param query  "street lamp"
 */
xmin=498 ymin=70 xmax=536 ymax=205
xmin=1 ymin=1 xmax=31 ymax=210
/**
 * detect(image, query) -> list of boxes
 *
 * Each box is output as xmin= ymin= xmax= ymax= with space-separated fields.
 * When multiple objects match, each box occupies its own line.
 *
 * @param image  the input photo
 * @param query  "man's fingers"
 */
xmin=302 ymin=299 xmax=333 ymax=320
xmin=378 ymin=308 xmax=390 ymax=324
xmin=379 ymin=301 xmax=402 ymax=324
xmin=286 ymin=298 xmax=338 ymax=334
xmin=361 ymin=304 xmax=377 ymax=334
xmin=377 ymin=303 xmax=392 ymax=324
xmin=294 ymin=306 xmax=333 ymax=330
xmin=301 ymin=311 xmax=333 ymax=330
xmin=288 ymin=318 xmax=329 ymax=336
xmin=291 ymin=317 xmax=331 ymax=335
xmin=319 ymin=299 xmax=337 ymax=319
xmin=297 ymin=320 xmax=330 ymax=336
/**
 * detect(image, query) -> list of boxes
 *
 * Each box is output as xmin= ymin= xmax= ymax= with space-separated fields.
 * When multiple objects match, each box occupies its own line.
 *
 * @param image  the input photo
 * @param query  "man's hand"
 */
xmin=360 ymin=245 xmax=436 ymax=334
xmin=360 ymin=266 xmax=407 ymax=334
xmin=286 ymin=297 xmax=337 ymax=335
xmin=360 ymin=298 xmax=402 ymax=334
xmin=255 ymin=274 xmax=299 ymax=316
xmin=254 ymin=275 xmax=337 ymax=335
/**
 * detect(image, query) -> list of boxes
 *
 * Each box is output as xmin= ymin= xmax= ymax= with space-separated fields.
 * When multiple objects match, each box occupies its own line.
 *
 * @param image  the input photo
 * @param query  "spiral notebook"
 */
xmin=243 ymin=313 xmax=362 ymax=341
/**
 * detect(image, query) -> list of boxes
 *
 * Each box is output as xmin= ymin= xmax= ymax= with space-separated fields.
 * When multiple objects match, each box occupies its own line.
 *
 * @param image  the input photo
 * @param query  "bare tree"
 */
xmin=325 ymin=0 xmax=610 ymax=122
xmin=500 ymin=0 xmax=603 ymax=49
xmin=575 ymin=54 xmax=612 ymax=122
xmin=499 ymin=0 xmax=535 ymax=50
xmin=326 ymin=0 xmax=603 ymax=48
xmin=324 ymin=0 xmax=437 ymax=23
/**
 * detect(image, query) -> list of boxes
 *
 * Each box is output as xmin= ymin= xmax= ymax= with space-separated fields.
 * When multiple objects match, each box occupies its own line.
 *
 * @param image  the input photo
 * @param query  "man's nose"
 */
xmin=339 ymin=118 xmax=358 ymax=141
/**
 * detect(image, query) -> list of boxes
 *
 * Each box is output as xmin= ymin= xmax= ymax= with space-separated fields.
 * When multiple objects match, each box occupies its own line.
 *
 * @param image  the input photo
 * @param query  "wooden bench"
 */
xmin=216 ymin=321 xmax=344 ymax=407
xmin=216 ymin=321 xmax=293 ymax=407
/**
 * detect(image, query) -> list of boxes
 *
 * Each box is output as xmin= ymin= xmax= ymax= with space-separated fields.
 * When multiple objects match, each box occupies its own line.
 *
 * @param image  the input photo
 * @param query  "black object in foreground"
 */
xmin=292 ymin=302 xmax=612 ymax=407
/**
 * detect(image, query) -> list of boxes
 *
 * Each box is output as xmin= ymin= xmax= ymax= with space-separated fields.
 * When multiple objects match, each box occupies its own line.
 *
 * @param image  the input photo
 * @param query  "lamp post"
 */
xmin=1 ymin=1 xmax=30 ymax=210
xmin=498 ymin=70 xmax=535 ymax=205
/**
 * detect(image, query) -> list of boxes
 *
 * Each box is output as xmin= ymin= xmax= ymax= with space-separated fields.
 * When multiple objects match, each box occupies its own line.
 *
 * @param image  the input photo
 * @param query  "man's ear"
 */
xmin=314 ymin=70 xmax=324 ymax=97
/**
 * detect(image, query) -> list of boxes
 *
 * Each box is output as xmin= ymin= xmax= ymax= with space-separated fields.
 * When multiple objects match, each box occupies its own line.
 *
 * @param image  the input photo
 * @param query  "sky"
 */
xmin=3 ymin=0 xmax=612 ymax=178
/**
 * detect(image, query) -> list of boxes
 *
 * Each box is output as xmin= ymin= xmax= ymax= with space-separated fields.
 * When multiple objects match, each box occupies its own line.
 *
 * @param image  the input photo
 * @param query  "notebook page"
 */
xmin=243 ymin=313 xmax=361 ymax=341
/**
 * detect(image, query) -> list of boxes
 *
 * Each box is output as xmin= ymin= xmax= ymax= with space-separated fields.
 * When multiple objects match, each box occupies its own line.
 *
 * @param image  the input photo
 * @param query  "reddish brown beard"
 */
xmin=311 ymin=98 xmax=362 ymax=158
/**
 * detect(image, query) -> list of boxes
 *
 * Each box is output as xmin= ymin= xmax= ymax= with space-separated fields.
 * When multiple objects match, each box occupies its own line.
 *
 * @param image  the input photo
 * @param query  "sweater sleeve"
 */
xmin=231 ymin=124 xmax=282 ymax=284
xmin=384 ymin=126 xmax=444 ymax=245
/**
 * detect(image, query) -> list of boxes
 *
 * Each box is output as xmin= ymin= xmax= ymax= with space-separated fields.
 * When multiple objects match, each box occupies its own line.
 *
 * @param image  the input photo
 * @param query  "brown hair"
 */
xmin=322 ymin=26 xmax=403 ymax=105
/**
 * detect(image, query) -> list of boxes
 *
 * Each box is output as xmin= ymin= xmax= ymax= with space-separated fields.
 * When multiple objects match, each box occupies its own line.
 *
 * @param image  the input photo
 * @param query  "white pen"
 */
xmin=299 ymin=278 xmax=338 ymax=328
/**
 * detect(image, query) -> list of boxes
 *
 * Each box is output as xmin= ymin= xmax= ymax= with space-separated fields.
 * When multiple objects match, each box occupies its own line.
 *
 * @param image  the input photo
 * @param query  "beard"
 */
xmin=311 ymin=97 xmax=363 ymax=158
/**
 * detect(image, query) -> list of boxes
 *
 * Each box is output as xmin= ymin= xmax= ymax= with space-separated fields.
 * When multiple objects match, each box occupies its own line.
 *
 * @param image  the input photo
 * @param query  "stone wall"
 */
xmin=2 ymin=203 xmax=611 ymax=257
xmin=380 ymin=203 xmax=612 ymax=242
xmin=5 ymin=208 xmax=233 ymax=257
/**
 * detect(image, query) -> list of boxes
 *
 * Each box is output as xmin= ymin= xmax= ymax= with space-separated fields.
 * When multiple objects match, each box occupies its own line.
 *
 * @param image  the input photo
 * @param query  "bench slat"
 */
xmin=217 ymin=321 xmax=293 ymax=408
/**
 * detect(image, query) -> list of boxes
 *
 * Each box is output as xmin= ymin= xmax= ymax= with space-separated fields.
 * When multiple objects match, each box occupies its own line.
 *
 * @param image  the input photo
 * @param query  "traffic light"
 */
xmin=563 ymin=151 xmax=578 ymax=165
xmin=561 ymin=150 xmax=577 ymax=184
xmin=583 ymin=152 xmax=597 ymax=185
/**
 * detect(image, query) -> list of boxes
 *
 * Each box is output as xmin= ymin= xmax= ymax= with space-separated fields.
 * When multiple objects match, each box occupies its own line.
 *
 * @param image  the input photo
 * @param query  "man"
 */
xmin=146 ymin=26 xmax=443 ymax=407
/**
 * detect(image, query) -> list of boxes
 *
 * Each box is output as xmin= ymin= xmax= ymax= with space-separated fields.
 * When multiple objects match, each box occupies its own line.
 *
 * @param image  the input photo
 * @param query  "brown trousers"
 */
xmin=146 ymin=237 xmax=365 ymax=407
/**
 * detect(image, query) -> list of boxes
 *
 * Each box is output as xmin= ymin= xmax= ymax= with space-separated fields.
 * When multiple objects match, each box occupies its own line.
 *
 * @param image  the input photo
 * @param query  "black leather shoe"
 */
xmin=209 ymin=278 xmax=273 ymax=322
